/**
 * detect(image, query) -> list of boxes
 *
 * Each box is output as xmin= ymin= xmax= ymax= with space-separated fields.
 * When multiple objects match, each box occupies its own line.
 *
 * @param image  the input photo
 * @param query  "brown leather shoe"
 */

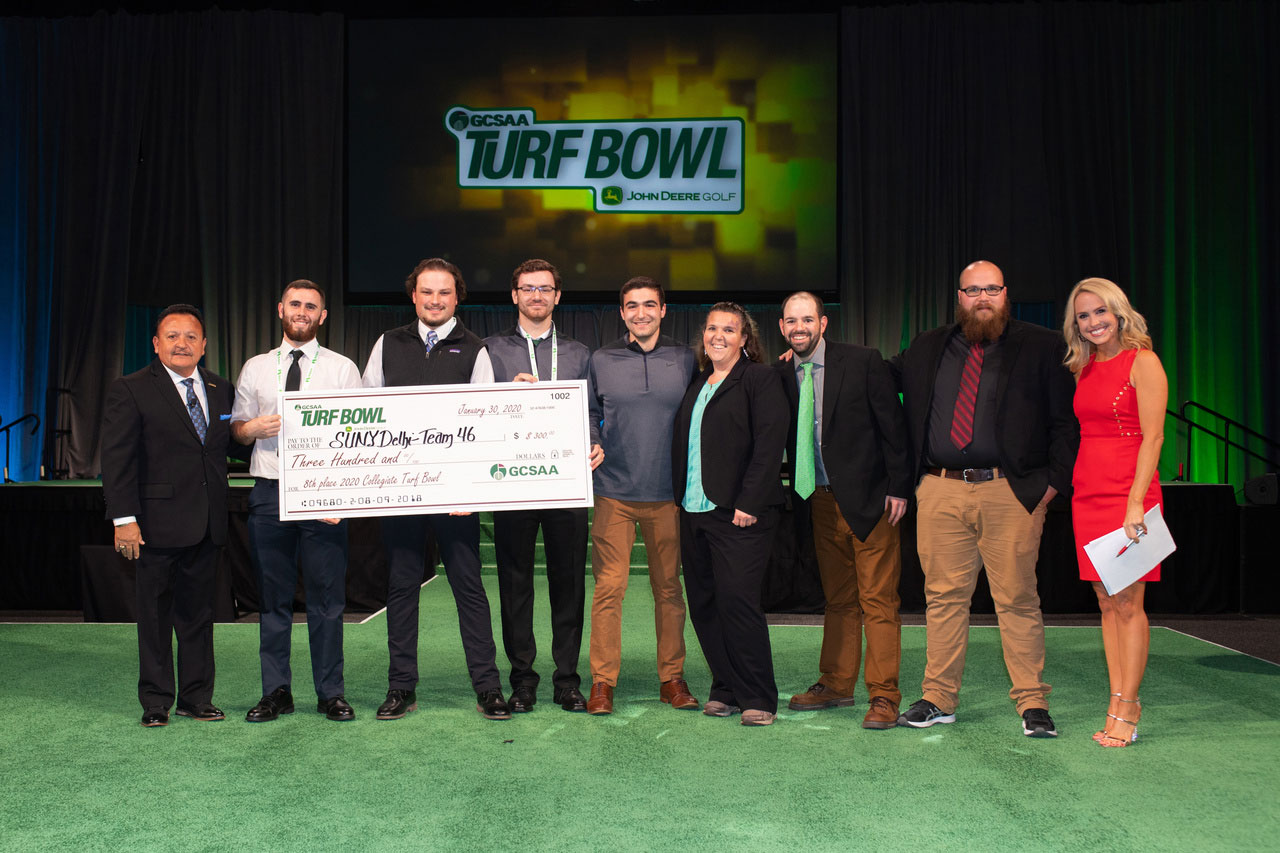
xmin=862 ymin=695 xmax=900 ymax=730
xmin=586 ymin=682 xmax=613 ymax=715
xmin=788 ymin=682 xmax=857 ymax=711
xmin=660 ymin=678 xmax=700 ymax=710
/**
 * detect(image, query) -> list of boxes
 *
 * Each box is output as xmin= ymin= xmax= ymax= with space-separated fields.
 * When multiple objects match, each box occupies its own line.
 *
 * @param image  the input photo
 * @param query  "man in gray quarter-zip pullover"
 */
xmin=582 ymin=276 xmax=701 ymax=716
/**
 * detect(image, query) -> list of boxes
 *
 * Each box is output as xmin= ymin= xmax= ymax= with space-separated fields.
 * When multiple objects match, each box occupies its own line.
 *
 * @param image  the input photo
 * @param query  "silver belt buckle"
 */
xmin=962 ymin=468 xmax=979 ymax=483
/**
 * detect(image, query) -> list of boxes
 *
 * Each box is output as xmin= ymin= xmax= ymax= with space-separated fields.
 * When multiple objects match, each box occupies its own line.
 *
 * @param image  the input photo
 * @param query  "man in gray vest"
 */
xmin=362 ymin=257 xmax=510 ymax=720
xmin=485 ymin=259 xmax=603 ymax=713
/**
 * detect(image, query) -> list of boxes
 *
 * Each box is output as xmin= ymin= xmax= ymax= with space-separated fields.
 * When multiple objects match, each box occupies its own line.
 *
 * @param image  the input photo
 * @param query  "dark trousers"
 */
xmin=247 ymin=479 xmax=347 ymax=700
xmin=135 ymin=537 xmax=217 ymax=712
xmin=679 ymin=507 xmax=779 ymax=714
xmin=381 ymin=513 xmax=499 ymax=693
xmin=494 ymin=507 xmax=587 ymax=693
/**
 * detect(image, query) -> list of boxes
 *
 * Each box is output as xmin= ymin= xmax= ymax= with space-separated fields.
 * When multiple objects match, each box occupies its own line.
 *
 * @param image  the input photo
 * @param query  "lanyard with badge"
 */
xmin=272 ymin=346 xmax=317 ymax=461
xmin=275 ymin=346 xmax=318 ymax=392
xmin=521 ymin=325 xmax=557 ymax=380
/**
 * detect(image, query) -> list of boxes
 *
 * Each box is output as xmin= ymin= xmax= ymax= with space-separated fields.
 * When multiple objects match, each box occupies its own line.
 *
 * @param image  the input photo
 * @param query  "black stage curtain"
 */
xmin=841 ymin=1 xmax=1278 ymax=482
xmin=5 ymin=2 xmax=1277 ymax=490
xmin=3 ymin=11 xmax=344 ymax=478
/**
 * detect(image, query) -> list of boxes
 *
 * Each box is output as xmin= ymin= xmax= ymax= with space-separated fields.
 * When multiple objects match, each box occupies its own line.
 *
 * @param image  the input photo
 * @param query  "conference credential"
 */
xmin=277 ymin=380 xmax=592 ymax=520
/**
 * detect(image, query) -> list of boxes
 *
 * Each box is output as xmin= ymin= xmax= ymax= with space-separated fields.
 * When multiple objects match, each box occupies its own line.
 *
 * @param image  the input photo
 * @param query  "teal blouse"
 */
xmin=681 ymin=379 xmax=719 ymax=513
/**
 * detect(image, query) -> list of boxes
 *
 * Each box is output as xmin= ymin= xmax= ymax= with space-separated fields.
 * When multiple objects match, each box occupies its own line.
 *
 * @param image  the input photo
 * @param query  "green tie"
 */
xmin=795 ymin=362 xmax=816 ymax=499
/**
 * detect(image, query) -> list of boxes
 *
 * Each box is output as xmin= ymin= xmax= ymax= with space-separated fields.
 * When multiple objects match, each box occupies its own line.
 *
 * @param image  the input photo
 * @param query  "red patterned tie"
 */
xmin=950 ymin=342 xmax=984 ymax=450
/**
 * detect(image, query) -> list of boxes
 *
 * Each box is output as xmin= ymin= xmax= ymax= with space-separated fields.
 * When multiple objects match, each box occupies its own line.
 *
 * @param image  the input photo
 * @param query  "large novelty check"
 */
xmin=276 ymin=380 xmax=593 ymax=520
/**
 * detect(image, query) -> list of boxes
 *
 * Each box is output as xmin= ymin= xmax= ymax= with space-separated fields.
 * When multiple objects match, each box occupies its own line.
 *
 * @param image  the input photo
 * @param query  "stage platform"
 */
xmin=1 ymin=480 xmax=1275 ymax=619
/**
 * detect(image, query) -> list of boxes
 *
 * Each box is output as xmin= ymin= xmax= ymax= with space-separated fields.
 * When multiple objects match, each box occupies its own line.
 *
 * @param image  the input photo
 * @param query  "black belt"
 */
xmin=926 ymin=466 xmax=1004 ymax=483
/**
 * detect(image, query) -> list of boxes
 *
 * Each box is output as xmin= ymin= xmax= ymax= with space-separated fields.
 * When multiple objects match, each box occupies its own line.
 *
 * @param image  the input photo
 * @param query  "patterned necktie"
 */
xmin=950 ymin=341 xmax=985 ymax=450
xmin=182 ymin=377 xmax=208 ymax=444
xmin=794 ymin=362 xmax=816 ymax=499
xmin=286 ymin=349 xmax=304 ymax=392
xmin=425 ymin=329 xmax=439 ymax=354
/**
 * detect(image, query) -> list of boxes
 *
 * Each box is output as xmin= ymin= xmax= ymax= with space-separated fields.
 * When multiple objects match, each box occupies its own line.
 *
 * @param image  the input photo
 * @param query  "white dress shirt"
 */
xmin=231 ymin=338 xmax=363 ymax=478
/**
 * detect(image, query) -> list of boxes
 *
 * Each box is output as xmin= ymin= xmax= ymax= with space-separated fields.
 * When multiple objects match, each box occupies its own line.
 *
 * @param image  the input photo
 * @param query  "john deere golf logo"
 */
xmin=490 ymin=463 xmax=506 ymax=480
xmin=444 ymin=106 xmax=743 ymax=214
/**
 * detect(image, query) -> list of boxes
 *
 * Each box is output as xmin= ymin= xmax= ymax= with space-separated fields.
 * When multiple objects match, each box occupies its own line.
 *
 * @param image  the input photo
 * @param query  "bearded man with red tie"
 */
xmin=887 ymin=261 xmax=1078 ymax=738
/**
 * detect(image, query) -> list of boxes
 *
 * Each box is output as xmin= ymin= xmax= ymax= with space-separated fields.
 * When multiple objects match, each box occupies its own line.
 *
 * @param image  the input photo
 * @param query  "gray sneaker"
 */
xmin=897 ymin=698 xmax=956 ymax=728
xmin=702 ymin=700 xmax=741 ymax=717
xmin=1021 ymin=707 xmax=1058 ymax=738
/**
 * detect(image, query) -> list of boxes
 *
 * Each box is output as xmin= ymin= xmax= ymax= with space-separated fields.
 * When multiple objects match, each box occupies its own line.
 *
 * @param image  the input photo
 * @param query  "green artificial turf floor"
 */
xmin=2 ymin=577 xmax=1277 ymax=852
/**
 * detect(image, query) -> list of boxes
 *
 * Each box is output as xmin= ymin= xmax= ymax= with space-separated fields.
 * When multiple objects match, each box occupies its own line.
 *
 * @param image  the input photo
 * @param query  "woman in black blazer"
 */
xmin=672 ymin=302 xmax=788 ymax=726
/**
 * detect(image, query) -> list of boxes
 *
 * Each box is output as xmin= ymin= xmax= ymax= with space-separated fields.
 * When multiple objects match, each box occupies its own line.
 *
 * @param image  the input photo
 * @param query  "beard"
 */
xmin=786 ymin=330 xmax=819 ymax=358
xmin=957 ymin=300 xmax=1010 ymax=344
xmin=284 ymin=318 xmax=319 ymax=344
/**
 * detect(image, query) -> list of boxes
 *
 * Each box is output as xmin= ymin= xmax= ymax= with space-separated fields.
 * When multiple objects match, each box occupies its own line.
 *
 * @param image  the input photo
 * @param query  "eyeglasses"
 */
xmin=959 ymin=285 xmax=1006 ymax=297
xmin=517 ymin=285 xmax=557 ymax=294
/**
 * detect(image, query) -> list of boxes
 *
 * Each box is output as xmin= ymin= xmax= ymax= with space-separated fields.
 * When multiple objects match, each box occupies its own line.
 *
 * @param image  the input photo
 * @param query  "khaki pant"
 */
xmin=914 ymin=474 xmax=1050 ymax=715
xmin=810 ymin=490 xmax=901 ymax=703
xmin=588 ymin=496 xmax=687 ymax=686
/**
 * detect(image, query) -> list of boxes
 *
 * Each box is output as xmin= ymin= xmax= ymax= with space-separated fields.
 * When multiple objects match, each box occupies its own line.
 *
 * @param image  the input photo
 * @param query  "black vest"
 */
xmin=381 ymin=320 xmax=484 ymax=386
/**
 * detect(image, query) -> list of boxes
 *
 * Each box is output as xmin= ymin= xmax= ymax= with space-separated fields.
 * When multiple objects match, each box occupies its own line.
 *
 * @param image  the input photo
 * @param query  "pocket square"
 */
xmin=219 ymin=414 xmax=232 ymax=420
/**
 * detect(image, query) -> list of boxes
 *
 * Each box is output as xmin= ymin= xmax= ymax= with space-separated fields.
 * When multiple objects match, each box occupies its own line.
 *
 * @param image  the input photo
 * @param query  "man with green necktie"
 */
xmin=776 ymin=291 xmax=912 ymax=729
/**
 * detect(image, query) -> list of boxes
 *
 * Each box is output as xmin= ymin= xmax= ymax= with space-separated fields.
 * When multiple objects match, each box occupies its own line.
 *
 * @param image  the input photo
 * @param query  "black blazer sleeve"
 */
xmin=1044 ymin=335 xmax=1079 ymax=499
xmin=101 ymin=375 xmax=145 ymax=522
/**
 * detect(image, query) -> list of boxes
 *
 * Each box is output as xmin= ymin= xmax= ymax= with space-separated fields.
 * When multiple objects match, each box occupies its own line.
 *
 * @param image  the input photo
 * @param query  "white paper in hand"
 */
xmin=1082 ymin=504 xmax=1176 ymax=596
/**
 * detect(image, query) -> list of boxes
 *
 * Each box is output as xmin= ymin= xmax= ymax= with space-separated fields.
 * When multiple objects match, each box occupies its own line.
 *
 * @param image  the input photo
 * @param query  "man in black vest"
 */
xmin=362 ymin=257 xmax=510 ymax=720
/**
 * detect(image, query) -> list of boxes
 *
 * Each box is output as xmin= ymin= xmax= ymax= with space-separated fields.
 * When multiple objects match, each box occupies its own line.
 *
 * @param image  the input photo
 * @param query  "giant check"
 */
xmin=276 ymin=381 xmax=593 ymax=520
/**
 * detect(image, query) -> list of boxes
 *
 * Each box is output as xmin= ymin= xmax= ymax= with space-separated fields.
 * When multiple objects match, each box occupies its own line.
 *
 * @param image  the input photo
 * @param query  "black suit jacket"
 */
xmin=887 ymin=319 xmax=1079 ymax=513
xmin=776 ymin=342 xmax=913 ymax=541
xmin=101 ymin=359 xmax=239 ymax=548
xmin=672 ymin=358 xmax=788 ymax=517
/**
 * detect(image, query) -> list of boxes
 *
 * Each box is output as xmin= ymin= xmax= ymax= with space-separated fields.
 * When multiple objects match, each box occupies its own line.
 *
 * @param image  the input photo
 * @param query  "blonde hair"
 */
xmin=1062 ymin=277 xmax=1153 ymax=374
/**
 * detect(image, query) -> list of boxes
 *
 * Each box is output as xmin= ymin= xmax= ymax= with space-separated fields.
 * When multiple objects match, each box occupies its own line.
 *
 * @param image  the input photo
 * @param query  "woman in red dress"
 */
xmin=1063 ymin=278 xmax=1168 ymax=748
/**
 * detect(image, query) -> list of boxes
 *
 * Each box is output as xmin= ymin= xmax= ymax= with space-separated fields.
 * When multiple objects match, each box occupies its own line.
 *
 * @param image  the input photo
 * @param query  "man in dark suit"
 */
xmin=887 ymin=261 xmax=1078 ymax=738
xmin=101 ymin=304 xmax=241 ymax=727
xmin=776 ymin=292 xmax=913 ymax=729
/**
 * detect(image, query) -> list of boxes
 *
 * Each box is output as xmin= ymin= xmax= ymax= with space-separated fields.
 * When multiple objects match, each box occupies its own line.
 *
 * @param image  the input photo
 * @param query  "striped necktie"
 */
xmin=950 ymin=342 xmax=984 ymax=450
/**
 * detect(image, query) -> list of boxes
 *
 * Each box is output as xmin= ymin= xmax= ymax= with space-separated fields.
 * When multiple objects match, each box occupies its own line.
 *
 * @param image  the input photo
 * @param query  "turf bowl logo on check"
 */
xmin=490 ymin=462 xmax=560 ymax=480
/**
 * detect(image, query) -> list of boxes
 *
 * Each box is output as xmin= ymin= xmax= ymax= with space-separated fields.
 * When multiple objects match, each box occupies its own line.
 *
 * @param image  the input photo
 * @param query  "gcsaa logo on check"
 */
xmin=491 ymin=462 xmax=561 ymax=480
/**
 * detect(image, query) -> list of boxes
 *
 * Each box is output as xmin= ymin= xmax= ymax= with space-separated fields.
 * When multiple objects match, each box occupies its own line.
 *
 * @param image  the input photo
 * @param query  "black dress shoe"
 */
xmin=476 ymin=688 xmax=512 ymax=720
xmin=376 ymin=689 xmax=417 ymax=720
xmin=175 ymin=703 xmax=225 ymax=722
xmin=554 ymin=686 xmax=587 ymax=712
xmin=140 ymin=709 xmax=169 ymax=727
xmin=509 ymin=685 xmax=537 ymax=713
xmin=246 ymin=687 xmax=295 ymax=722
xmin=318 ymin=696 xmax=355 ymax=722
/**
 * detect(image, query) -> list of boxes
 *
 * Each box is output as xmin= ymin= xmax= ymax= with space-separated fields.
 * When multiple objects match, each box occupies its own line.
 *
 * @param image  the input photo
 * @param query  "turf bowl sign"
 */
xmin=445 ymin=106 xmax=744 ymax=213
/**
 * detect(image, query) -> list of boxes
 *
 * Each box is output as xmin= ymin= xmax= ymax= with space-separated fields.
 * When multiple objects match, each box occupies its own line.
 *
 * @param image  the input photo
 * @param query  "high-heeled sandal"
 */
xmin=1099 ymin=697 xmax=1141 ymax=748
xmin=1093 ymin=693 xmax=1122 ymax=742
